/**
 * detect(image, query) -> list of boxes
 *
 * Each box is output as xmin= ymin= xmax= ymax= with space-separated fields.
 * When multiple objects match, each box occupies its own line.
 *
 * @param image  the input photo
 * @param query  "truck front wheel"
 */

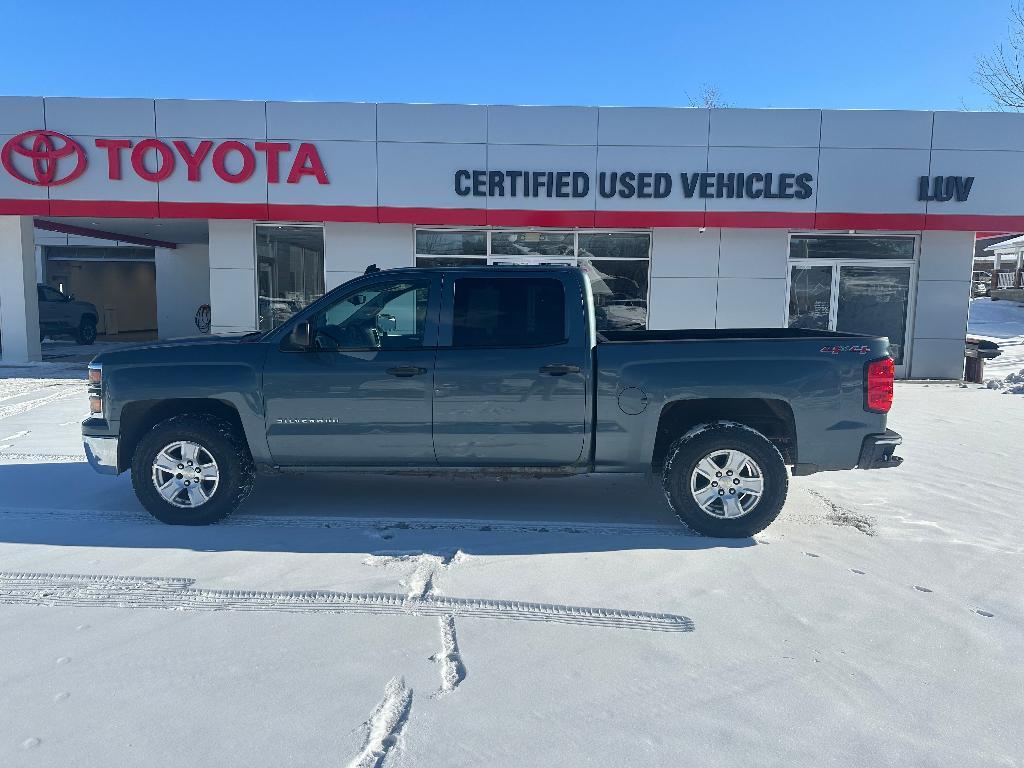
xmin=661 ymin=423 xmax=788 ymax=537
xmin=130 ymin=415 xmax=255 ymax=525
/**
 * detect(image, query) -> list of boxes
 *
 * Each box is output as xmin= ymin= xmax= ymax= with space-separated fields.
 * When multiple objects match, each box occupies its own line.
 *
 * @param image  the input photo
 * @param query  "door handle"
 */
xmin=386 ymin=365 xmax=428 ymax=377
xmin=539 ymin=363 xmax=581 ymax=376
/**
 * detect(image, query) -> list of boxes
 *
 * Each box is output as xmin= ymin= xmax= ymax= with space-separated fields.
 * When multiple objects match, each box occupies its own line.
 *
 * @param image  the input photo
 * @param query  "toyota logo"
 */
xmin=1 ymin=130 xmax=87 ymax=186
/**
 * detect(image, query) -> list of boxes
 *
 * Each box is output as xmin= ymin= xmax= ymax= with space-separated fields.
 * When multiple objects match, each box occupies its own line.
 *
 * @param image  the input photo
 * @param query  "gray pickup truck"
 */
xmin=83 ymin=266 xmax=902 ymax=537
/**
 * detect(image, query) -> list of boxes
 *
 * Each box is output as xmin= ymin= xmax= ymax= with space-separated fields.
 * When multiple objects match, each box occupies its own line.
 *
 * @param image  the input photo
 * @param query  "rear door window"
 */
xmin=452 ymin=277 xmax=565 ymax=348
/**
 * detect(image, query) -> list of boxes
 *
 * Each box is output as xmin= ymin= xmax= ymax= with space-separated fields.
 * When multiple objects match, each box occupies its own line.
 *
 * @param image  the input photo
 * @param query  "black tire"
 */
xmin=76 ymin=318 xmax=97 ymax=345
xmin=661 ymin=422 xmax=789 ymax=538
xmin=131 ymin=414 xmax=255 ymax=525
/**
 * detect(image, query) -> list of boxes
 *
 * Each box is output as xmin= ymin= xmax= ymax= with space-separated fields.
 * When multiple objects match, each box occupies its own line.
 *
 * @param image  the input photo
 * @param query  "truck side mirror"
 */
xmin=288 ymin=320 xmax=313 ymax=350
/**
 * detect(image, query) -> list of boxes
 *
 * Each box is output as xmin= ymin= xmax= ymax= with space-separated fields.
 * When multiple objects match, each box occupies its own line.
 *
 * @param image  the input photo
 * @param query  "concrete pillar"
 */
xmin=208 ymin=220 xmax=256 ymax=334
xmin=909 ymin=230 xmax=975 ymax=380
xmin=155 ymin=244 xmax=211 ymax=338
xmin=0 ymin=216 xmax=41 ymax=362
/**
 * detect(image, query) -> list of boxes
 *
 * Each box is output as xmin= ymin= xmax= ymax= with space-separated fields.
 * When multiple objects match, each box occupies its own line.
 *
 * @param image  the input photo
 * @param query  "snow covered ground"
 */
xmin=968 ymin=296 xmax=1024 ymax=383
xmin=0 ymin=366 xmax=1021 ymax=767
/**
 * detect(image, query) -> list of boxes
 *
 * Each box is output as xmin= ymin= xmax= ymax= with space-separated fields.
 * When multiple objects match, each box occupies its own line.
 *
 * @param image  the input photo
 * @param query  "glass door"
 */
xmin=835 ymin=265 xmax=912 ymax=366
xmin=788 ymin=262 xmax=914 ymax=374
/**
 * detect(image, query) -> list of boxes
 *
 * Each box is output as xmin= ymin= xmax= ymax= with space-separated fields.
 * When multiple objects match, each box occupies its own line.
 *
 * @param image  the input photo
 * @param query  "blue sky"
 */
xmin=0 ymin=0 xmax=1013 ymax=110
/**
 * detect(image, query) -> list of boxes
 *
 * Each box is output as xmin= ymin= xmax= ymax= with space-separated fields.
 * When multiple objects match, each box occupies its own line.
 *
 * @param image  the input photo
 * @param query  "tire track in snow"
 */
xmin=0 ymin=506 xmax=688 ymax=538
xmin=346 ymin=677 xmax=412 ymax=768
xmin=0 ymin=384 xmax=86 ymax=422
xmin=429 ymin=615 xmax=466 ymax=697
xmin=0 ymin=571 xmax=694 ymax=633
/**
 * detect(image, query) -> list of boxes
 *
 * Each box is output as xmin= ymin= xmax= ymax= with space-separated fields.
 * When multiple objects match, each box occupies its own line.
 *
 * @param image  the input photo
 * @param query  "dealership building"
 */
xmin=2 ymin=96 xmax=1022 ymax=377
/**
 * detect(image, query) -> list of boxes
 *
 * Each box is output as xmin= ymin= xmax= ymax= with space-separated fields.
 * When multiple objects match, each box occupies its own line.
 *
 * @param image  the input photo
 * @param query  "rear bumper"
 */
xmin=857 ymin=429 xmax=903 ymax=470
xmin=84 ymin=435 xmax=119 ymax=475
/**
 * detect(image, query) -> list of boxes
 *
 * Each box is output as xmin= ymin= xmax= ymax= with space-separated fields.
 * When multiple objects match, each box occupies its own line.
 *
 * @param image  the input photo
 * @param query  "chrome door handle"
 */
xmin=539 ymin=364 xmax=581 ymax=376
xmin=386 ymin=365 xmax=428 ymax=377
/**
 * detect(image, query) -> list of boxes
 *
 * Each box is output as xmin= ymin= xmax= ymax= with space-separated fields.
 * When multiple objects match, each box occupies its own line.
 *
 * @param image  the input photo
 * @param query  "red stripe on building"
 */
xmin=814 ymin=213 xmax=927 ymax=231
xmin=377 ymin=207 xmax=487 ymax=226
xmin=705 ymin=211 xmax=816 ymax=229
xmin=157 ymin=202 xmax=270 ymax=220
xmin=48 ymin=199 xmax=159 ymax=218
xmin=2 ymin=199 xmax=1022 ymax=232
xmin=925 ymin=214 xmax=1024 ymax=232
xmin=594 ymin=211 xmax=705 ymax=228
xmin=0 ymin=198 xmax=49 ymax=215
xmin=268 ymin=204 xmax=378 ymax=223
xmin=486 ymin=209 xmax=596 ymax=227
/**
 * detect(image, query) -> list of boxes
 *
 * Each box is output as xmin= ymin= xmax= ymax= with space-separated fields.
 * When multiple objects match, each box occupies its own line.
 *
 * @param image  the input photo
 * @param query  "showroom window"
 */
xmin=255 ymin=224 xmax=325 ymax=332
xmin=787 ymin=234 xmax=916 ymax=367
xmin=415 ymin=229 xmax=651 ymax=331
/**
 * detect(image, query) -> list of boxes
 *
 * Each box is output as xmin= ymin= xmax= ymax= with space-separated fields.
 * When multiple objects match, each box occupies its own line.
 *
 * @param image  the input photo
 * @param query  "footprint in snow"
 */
xmin=56 ymin=656 xmax=71 ymax=665
xmin=21 ymin=738 xmax=41 ymax=750
xmin=913 ymin=585 xmax=933 ymax=593
xmin=973 ymin=608 xmax=995 ymax=618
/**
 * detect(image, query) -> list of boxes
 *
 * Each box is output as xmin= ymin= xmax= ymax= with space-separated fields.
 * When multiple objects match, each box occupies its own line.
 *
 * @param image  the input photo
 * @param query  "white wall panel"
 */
xmin=488 ymin=106 xmax=598 ymax=145
xmin=912 ymin=280 xmax=971 ymax=340
xmin=932 ymin=111 xmax=1024 ymax=151
xmin=705 ymin=147 xmax=818 ymax=212
xmin=155 ymin=244 xmax=210 ymax=338
xmin=378 ymin=104 xmax=487 ymax=143
xmin=710 ymin=109 xmax=820 ymax=148
xmin=596 ymin=146 xmax=707 ymax=211
xmin=158 ymin=138 xmax=268 ymax=204
xmin=325 ymin=222 xmax=413 ymax=272
xmin=820 ymin=110 xmax=932 ymax=149
xmin=715 ymin=278 xmax=788 ymax=328
xmin=46 ymin=98 xmax=155 ymax=137
xmin=209 ymin=268 xmax=255 ymax=332
xmin=597 ymin=107 xmax=709 ymax=147
xmin=325 ymin=270 xmax=363 ymax=291
xmin=718 ymin=229 xmax=789 ymax=279
xmin=926 ymin=150 xmax=1024 ymax=216
xmin=208 ymin=220 xmax=254 ymax=269
xmin=918 ymin=231 xmax=975 ymax=282
xmin=267 ymin=141 xmax=376 ymax=206
xmin=266 ymin=101 xmax=375 ymax=141
xmin=155 ymin=100 xmax=266 ymax=140
xmin=0 ymin=97 xmax=43 ymax=133
xmin=378 ymin=142 xmax=486 ymax=209
xmin=650 ymin=228 xmax=720 ymax=278
xmin=486 ymin=144 xmax=597 ymax=210
xmin=817 ymin=148 xmax=930 ymax=214
xmin=648 ymin=277 xmax=718 ymax=329
xmin=909 ymin=338 xmax=966 ymax=379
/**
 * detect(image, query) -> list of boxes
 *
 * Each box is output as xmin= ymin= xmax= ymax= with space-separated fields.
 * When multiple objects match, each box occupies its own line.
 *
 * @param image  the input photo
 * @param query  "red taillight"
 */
xmin=865 ymin=357 xmax=895 ymax=413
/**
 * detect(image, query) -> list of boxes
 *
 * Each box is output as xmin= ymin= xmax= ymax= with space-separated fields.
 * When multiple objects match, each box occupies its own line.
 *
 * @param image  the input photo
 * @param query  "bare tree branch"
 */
xmin=975 ymin=3 xmax=1024 ymax=110
xmin=686 ymin=84 xmax=730 ymax=109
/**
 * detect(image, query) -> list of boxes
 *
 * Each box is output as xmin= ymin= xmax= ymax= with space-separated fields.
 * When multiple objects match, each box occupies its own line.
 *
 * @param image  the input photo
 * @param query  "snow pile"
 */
xmin=984 ymin=368 xmax=1024 ymax=394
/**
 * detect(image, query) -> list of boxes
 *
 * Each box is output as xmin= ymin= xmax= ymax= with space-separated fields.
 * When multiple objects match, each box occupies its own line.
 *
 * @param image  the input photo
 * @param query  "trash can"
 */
xmin=964 ymin=337 xmax=1001 ymax=383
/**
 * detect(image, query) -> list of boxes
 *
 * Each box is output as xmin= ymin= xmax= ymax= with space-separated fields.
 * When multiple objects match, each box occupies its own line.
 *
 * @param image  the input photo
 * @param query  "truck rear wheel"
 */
xmin=130 ymin=414 xmax=255 ymax=525
xmin=661 ymin=423 xmax=788 ymax=538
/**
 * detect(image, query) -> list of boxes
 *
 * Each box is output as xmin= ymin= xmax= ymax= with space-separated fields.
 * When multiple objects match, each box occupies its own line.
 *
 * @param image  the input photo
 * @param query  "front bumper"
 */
xmin=857 ymin=429 xmax=903 ymax=470
xmin=83 ymin=435 xmax=119 ymax=475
